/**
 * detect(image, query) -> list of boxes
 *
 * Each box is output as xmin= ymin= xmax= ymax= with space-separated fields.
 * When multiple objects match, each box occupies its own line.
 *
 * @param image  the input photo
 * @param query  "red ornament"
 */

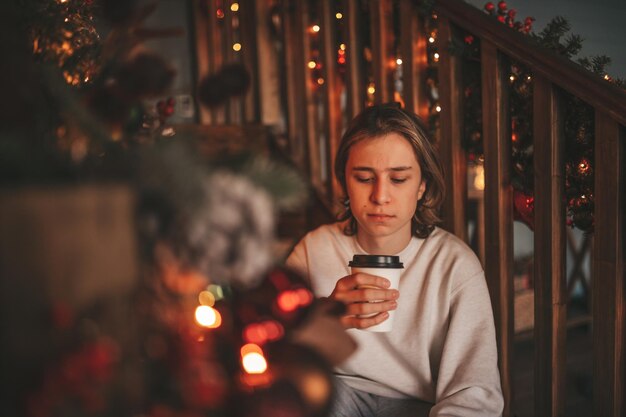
xmin=464 ymin=35 xmax=475 ymax=44
xmin=498 ymin=1 xmax=507 ymax=11
xmin=513 ymin=190 xmax=534 ymax=230
xmin=497 ymin=15 xmax=506 ymax=23
xmin=484 ymin=2 xmax=495 ymax=12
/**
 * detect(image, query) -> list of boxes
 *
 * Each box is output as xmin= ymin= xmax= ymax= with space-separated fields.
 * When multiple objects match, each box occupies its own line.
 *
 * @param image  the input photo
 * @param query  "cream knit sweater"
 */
xmin=286 ymin=223 xmax=504 ymax=417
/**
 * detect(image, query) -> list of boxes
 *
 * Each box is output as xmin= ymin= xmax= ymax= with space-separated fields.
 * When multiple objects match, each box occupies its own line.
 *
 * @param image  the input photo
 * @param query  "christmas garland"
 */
xmin=424 ymin=1 xmax=625 ymax=233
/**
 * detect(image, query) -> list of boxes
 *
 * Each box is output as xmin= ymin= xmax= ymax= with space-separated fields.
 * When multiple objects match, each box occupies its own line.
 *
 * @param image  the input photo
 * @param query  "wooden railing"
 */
xmin=192 ymin=0 xmax=625 ymax=415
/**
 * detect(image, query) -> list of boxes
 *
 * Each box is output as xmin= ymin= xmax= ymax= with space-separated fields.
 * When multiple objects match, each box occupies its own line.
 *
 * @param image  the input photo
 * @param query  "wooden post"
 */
xmin=342 ymin=0 xmax=363 ymax=120
xmin=282 ymin=0 xmax=310 ymax=171
xmin=369 ymin=0 xmax=392 ymax=104
xmin=399 ymin=0 xmax=429 ymax=120
xmin=320 ymin=0 xmax=343 ymax=203
xmin=533 ymin=75 xmax=567 ymax=417
xmin=437 ymin=16 xmax=467 ymax=242
xmin=593 ymin=111 xmax=625 ymax=417
xmin=481 ymin=40 xmax=513 ymax=417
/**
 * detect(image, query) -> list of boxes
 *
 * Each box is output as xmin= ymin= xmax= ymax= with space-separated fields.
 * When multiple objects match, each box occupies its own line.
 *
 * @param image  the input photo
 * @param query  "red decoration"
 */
xmin=513 ymin=190 xmax=534 ymax=230
xmin=484 ymin=2 xmax=495 ymax=12
xmin=498 ymin=1 xmax=507 ymax=11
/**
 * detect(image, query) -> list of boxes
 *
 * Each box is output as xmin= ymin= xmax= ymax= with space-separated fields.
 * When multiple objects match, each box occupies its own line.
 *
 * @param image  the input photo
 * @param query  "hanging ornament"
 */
xmin=198 ymin=63 xmax=251 ymax=108
xmin=513 ymin=190 xmax=534 ymax=230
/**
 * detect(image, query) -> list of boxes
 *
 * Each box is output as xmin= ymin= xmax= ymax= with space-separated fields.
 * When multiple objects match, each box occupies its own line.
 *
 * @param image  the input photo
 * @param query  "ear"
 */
xmin=417 ymin=180 xmax=426 ymax=201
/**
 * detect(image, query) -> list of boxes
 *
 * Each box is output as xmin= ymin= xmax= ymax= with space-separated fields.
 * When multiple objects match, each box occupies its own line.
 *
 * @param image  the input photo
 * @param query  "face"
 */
xmin=345 ymin=133 xmax=426 ymax=251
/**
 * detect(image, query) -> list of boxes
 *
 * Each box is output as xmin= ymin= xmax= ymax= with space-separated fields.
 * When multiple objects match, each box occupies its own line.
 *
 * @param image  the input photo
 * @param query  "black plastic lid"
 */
xmin=348 ymin=254 xmax=403 ymax=268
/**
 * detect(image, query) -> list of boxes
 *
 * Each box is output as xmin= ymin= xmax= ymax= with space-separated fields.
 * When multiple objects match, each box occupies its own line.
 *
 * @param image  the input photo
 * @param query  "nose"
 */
xmin=370 ymin=180 xmax=391 ymax=205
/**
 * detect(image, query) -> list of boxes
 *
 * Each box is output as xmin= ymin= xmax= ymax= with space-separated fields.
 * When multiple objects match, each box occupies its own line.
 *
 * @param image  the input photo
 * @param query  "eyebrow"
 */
xmin=351 ymin=166 xmax=413 ymax=172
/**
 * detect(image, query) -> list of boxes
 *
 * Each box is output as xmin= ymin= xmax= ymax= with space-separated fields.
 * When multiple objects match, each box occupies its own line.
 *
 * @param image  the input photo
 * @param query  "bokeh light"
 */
xmin=195 ymin=305 xmax=222 ymax=328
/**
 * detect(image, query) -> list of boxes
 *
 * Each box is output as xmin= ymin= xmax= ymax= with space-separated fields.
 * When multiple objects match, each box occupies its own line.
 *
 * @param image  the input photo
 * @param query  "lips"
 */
xmin=367 ymin=214 xmax=394 ymax=221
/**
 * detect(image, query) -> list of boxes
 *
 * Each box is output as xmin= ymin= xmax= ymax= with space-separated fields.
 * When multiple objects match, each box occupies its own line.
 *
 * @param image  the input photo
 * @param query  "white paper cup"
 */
xmin=349 ymin=255 xmax=403 ymax=332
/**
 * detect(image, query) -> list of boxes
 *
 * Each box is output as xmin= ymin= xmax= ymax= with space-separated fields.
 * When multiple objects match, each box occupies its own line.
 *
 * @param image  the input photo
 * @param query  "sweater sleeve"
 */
xmin=429 ymin=271 xmax=504 ymax=417
xmin=284 ymin=239 xmax=309 ymax=279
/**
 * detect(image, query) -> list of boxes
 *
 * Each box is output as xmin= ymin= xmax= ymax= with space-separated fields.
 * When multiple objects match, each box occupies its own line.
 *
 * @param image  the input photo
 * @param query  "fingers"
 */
xmin=330 ymin=272 xmax=400 ymax=330
xmin=332 ymin=272 xmax=398 ymax=303
xmin=340 ymin=311 xmax=391 ymax=330
xmin=335 ymin=272 xmax=391 ymax=291
xmin=344 ymin=300 xmax=397 ymax=317
xmin=333 ymin=286 xmax=399 ymax=304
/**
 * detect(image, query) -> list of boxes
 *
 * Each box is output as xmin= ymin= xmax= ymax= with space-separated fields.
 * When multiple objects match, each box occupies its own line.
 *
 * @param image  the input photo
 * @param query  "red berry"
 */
xmin=497 ymin=15 xmax=506 ymax=23
xmin=498 ymin=1 xmax=507 ymax=11
xmin=507 ymin=9 xmax=517 ymax=18
xmin=484 ymin=2 xmax=495 ymax=12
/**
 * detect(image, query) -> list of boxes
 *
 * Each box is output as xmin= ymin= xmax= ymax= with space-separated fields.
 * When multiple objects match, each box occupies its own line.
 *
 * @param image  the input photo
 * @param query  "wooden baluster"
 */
xmin=437 ymin=17 xmax=467 ymax=243
xmin=481 ymin=41 xmax=513 ymax=417
xmin=533 ymin=75 xmax=566 ymax=417
xmin=240 ymin=0 xmax=261 ymax=123
xmin=593 ymin=111 xmax=625 ymax=417
xmin=206 ymin=0 xmax=226 ymax=124
xmin=399 ymin=0 xmax=429 ymax=120
xmin=342 ymin=0 xmax=363 ymax=120
xmin=320 ymin=0 xmax=342 ymax=203
xmin=223 ymin=3 xmax=235 ymax=123
xmin=369 ymin=0 xmax=392 ymax=104
xmin=190 ymin=0 xmax=212 ymax=124
xmin=282 ymin=0 xmax=312 ymax=173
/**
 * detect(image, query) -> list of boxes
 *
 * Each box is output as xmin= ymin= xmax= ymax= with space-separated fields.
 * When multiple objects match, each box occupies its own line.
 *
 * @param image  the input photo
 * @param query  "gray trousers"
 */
xmin=328 ymin=378 xmax=432 ymax=417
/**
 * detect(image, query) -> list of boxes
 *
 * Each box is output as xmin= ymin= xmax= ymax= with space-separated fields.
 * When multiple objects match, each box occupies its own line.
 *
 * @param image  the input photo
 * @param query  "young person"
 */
xmin=286 ymin=104 xmax=504 ymax=416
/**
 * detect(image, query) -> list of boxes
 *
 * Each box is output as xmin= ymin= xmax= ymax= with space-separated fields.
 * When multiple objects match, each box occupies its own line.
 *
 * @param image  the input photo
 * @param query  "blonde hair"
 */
xmin=334 ymin=104 xmax=445 ymax=238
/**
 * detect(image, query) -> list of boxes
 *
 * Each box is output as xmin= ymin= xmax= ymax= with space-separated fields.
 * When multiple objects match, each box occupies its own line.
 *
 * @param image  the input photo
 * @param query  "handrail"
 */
xmin=435 ymin=0 xmax=626 ymax=127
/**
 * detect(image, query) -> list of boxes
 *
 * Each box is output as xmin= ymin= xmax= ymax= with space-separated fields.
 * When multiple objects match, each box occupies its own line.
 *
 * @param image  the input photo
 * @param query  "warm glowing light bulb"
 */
xmin=435 ymin=105 xmax=442 ymax=112
xmin=474 ymin=165 xmax=485 ymax=191
xmin=604 ymin=74 xmax=610 ymax=80
xmin=308 ymin=60 xmax=317 ymax=69
xmin=312 ymin=25 xmax=320 ymax=32
xmin=340 ymin=43 xmax=346 ymax=51
xmin=317 ymin=78 xmax=325 ymax=85
xmin=510 ymin=75 xmax=515 ymax=81
xmin=428 ymin=37 xmax=435 ymax=43
xmin=233 ymin=43 xmax=242 ymax=51
xmin=336 ymin=12 xmax=343 ymax=19
xmin=231 ymin=3 xmax=239 ymax=12
xmin=396 ymin=58 xmax=403 ymax=66
xmin=195 ymin=305 xmax=221 ymax=328
xmin=433 ymin=53 xmax=440 ymax=60
xmin=367 ymin=85 xmax=376 ymax=95
xmin=242 ymin=352 xmax=267 ymax=374
xmin=241 ymin=344 xmax=267 ymax=374
xmin=198 ymin=290 xmax=216 ymax=306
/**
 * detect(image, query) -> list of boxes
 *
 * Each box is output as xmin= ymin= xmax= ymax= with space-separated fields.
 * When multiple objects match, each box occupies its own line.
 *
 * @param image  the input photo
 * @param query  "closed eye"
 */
xmin=355 ymin=176 xmax=374 ymax=183
xmin=391 ymin=178 xmax=408 ymax=184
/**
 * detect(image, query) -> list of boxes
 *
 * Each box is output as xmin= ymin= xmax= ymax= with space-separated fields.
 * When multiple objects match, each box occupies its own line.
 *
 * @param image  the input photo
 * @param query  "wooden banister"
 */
xmin=434 ymin=0 xmax=626 ymax=126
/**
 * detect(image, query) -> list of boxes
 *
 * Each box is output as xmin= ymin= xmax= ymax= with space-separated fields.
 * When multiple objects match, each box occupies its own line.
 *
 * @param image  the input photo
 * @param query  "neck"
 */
xmin=356 ymin=231 xmax=412 ymax=255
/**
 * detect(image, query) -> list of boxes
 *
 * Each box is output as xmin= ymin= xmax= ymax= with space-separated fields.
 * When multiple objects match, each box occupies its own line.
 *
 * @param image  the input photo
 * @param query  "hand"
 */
xmin=329 ymin=272 xmax=399 ymax=329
